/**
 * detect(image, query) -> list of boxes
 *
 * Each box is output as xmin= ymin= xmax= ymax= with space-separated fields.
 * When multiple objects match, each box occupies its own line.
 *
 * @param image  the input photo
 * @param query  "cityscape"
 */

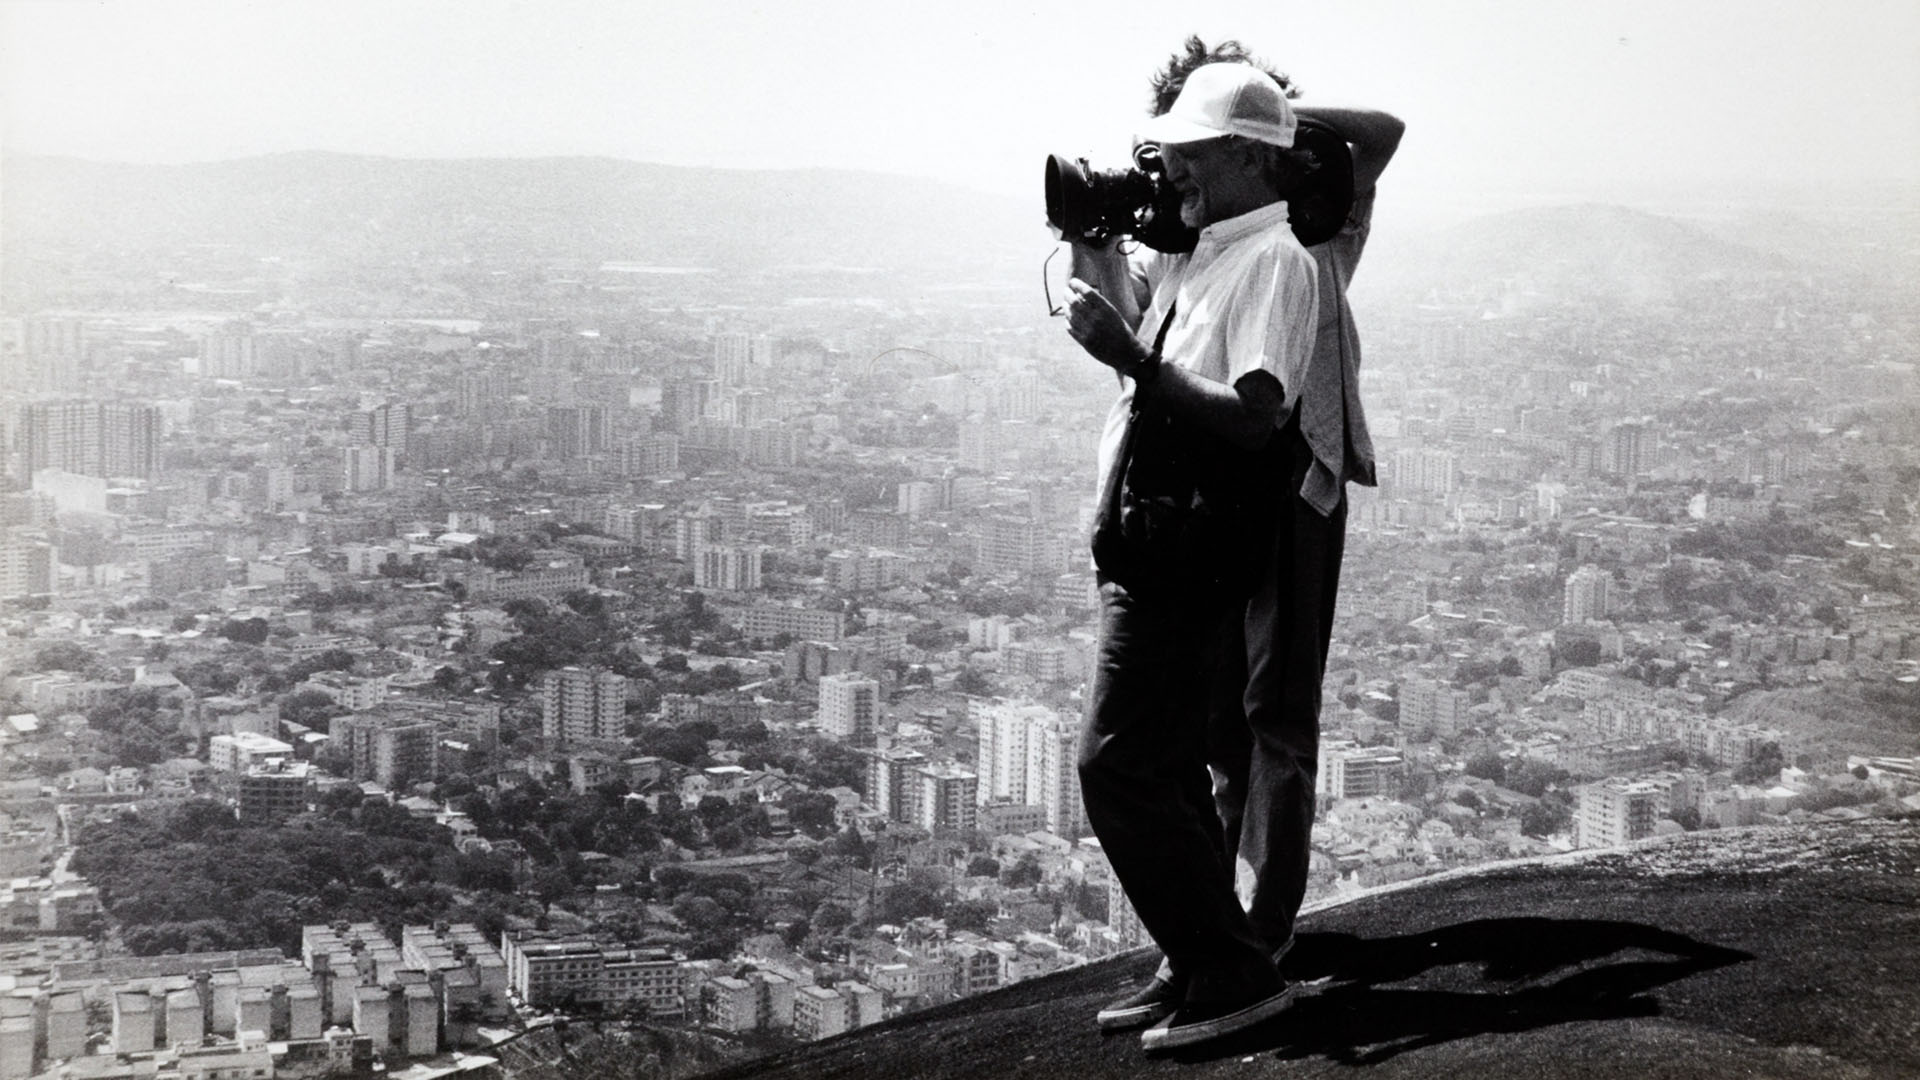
xmin=1 ymin=91 xmax=1917 ymax=1080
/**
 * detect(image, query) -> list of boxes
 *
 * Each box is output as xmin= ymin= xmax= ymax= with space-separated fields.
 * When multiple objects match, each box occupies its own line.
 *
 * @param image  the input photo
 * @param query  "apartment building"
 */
xmin=541 ymin=667 xmax=628 ymax=746
xmin=499 ymin=934 xmax=684 ymax=1019
xmin=972 ymin=700 xmax=1086 ymax=839
xmin=817 ymin=674 xmax=878 ymax=744
xmin=1573 ymin=779 xmax=1661 ymax=849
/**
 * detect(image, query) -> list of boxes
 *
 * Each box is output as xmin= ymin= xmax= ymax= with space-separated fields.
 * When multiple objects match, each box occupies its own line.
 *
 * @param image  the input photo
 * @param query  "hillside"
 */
xmin=1721 ymin=681 xmax=1920 ymax=759
xmin=0 ymin=152 xmax=1038 ymax=282
xmin=688 ymin=818 xmax=1918 ymax=1080
xmin=1359 ymin=202 xmax=1794 ymax=308
xmin=3 ymin=154 xmax=1828 ymax=306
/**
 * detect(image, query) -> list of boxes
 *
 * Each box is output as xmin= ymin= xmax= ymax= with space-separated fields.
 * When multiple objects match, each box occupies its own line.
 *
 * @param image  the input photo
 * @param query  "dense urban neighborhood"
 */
xmin=0 ymin=153 xmax=1914 ymax=1080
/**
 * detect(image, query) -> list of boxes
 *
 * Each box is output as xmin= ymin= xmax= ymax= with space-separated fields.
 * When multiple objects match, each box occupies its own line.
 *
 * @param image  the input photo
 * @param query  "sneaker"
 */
xmin=1140 ymin=982 xmax=1299 ymax=1051
xmin=1095 ymin=976 xmax=1182 ymax=1032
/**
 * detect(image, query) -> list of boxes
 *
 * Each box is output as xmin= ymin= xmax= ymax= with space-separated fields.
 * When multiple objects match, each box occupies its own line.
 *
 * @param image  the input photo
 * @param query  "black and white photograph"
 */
xmin=0 ymin=1 xmax=1915 ymax=1077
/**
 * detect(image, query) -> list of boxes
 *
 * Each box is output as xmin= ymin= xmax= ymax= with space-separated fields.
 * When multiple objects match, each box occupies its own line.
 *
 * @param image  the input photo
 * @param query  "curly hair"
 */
xmin=1148 ymin=36 xmax=1314 ymax=196
xmin=1147 ymin=35 xmax=1298 ymax=117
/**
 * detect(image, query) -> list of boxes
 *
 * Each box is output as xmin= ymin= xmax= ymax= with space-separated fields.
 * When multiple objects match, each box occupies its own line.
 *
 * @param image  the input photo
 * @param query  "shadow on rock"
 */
xmin=1170 ymin=917 xmax=1753 ymax=1066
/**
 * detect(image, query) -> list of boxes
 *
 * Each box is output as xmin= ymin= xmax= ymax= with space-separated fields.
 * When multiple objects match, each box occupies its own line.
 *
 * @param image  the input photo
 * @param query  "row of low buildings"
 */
xmin=0 ymin=1002 xmax=360 ymax=1080
xmin=302 ymin=922 xmax=510 ymax=1051
xmin=4 ymin=675 xmax=116 ymax=718
xmin=1 ymin=946 xmax=334 ymax=1079
xmin=498 ymin=925 xmax=1068 ymax=1043
xmin=496 ymin=934 xmax=682 ymax=1020
xmin=0 ymin=878 xmax=101 ymax=936
xmin=1570 ymin=765 xmax=1899 ymax=848
xmin=690 ymin=966 xmax=881 ymax=1042
xmin=0 ymin=922 xmax=512 ymax=1079
xmin=817 ymin=910 xmax=1114 ymax=1015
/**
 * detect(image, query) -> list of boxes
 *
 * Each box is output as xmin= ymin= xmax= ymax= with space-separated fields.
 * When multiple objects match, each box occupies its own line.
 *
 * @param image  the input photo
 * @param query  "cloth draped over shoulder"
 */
xmin=1295 ymin=189 xmax=1379 ymax=516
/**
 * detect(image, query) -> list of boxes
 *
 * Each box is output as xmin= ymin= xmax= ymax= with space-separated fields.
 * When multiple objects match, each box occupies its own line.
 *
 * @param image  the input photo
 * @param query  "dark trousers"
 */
xmin=1208 ymin=425 xmax=1347 ymax=952
xmin=1079 ymin=579 xmax=1278 ymax=1003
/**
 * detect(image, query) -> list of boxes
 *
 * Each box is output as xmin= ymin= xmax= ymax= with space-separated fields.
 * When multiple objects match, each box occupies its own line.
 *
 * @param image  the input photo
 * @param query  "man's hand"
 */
xmin=1065 ymin=278 xmax=1150 ymax=375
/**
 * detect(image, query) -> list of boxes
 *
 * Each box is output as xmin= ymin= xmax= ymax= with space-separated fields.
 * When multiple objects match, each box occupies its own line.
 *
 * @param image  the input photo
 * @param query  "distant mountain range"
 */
xmin=1358 ymin=202 xmax=1798 ymax=307
xmin=7 ymin=152 xmax=1894 ymax=307
xmin=1 ymin=152 xmax=1040 ymax=282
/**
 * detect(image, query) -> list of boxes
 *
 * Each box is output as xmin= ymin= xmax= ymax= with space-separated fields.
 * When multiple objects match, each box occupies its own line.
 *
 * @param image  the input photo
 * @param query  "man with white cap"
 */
xmin=1147 ymin=37 xmax=1404 ymax=984
xmin=1063 ymin=61 xmax=1320 ymax=1051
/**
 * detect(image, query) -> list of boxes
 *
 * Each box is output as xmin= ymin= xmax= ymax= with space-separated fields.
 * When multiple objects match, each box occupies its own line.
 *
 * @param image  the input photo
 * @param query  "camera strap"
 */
xmin=1099 ymin=300 xmax=1176 ymax=507
xmin=1128 ymin=301 xmax=1178 ymax=399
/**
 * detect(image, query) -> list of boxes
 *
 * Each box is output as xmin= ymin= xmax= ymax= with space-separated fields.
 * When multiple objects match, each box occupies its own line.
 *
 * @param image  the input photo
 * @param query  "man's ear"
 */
xmin=1242 ymin=140 xmax=1280 ymax=182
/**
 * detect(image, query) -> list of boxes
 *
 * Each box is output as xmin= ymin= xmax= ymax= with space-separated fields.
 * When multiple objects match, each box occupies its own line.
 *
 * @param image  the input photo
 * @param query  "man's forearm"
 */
xmin=1294 ymin=106 xmax=1404 ymax=194
xmin=1138 ymin=366 xmax=1283 ymax=452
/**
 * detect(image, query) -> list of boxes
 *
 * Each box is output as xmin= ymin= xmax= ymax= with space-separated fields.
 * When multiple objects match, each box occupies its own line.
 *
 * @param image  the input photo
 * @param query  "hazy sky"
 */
xmin=3 ymin=0 xmax=1916 ymax=209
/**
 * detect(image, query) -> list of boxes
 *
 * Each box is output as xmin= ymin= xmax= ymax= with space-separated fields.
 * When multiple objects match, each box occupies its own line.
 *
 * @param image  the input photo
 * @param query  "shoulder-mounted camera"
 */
xmin=1044 ymin=117 xmax=1355 ymax=252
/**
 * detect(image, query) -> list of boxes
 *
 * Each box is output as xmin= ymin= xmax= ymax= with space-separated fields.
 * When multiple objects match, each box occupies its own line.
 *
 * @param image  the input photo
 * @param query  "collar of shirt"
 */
xmin=1193 ymin=200 xmax=1293 ymax=251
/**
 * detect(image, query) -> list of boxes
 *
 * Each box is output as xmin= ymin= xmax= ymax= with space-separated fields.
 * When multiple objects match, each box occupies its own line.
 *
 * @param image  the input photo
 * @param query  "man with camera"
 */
xmin=1149 ymin=39 xmax=1405 ymax=988
xmin=1062 ymin=61 xmax=1321 ymax=1051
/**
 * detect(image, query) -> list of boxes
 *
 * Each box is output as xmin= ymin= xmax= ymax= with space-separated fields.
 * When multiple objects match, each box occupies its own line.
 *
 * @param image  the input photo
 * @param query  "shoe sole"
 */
xmin=1096 ymin=1002 xmax=1175 ymax=1033
xmin=1140 ymin=983 xmax=1299 ymax=1052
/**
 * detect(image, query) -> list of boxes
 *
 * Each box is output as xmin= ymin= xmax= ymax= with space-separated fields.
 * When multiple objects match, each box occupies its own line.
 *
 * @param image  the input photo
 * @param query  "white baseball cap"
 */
xmin=1137 ymin=62 xmax=1296 ymax=149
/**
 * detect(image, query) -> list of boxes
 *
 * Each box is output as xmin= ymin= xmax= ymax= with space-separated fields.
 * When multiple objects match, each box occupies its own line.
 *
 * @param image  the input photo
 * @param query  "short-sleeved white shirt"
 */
xmin=1094 ymin=200 xmax=1320 ymax=498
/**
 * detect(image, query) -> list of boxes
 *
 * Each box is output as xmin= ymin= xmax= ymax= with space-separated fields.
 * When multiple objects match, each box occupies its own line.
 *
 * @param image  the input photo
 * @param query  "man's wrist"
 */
xmin=1125 ymin=346 xmax=1161 ymax=386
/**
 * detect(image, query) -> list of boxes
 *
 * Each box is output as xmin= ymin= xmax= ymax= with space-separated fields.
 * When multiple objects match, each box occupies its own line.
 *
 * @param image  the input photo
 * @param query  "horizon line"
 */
xmin=3 ymin=147 xmax=1916 ymax=194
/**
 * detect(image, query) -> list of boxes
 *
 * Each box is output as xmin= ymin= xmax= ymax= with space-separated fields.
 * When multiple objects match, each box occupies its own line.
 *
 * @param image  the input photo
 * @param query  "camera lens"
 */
xmin=1044 ymin=155 xmax=1080 ymax=235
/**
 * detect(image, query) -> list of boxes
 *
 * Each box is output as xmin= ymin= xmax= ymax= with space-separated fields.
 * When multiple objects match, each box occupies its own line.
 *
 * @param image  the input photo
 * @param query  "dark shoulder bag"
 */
xmin=1090 ymin=304 xmax=1283 ymax=607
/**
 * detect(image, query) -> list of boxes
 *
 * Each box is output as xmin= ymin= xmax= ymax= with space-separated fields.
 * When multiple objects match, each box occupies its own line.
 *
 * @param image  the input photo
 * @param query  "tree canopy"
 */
xmin=71 ymin=798 xmax=524 ymax=955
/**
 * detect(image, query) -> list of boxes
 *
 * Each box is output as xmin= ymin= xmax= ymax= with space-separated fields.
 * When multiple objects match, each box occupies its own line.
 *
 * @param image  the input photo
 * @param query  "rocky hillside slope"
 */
xmin=692 ymin=817 xmax=1918 ymax=1080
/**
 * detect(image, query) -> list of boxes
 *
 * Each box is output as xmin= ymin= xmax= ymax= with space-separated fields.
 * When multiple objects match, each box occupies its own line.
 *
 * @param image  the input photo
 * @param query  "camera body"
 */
xmin=1044 ymin=118 xmax=1355 ymax=252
